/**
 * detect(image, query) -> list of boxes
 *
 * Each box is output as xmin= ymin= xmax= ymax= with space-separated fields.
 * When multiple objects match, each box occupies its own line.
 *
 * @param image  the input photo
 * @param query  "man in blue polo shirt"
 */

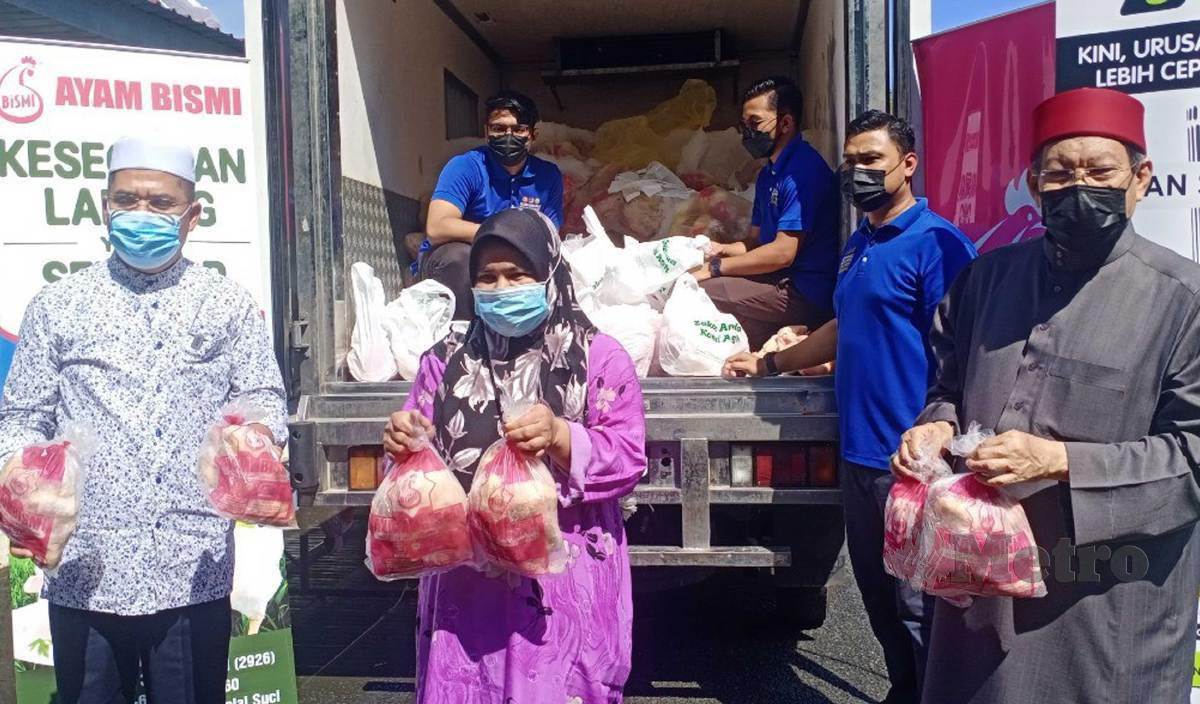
xmin=724 ymin=110 xmax=976 ymax=704
xmin=421 ymin=90 xmax=563 ymax=318
xmin=692 ymin=76 xmax=839 ymax=350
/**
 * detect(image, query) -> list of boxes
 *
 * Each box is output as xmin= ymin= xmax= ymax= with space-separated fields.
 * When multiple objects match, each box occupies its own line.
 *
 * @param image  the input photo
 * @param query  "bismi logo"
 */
xmin=0 ymin=56 xmax=44 ymax=124
xmin=1121 ymin=0 xmax=1187 ymax=15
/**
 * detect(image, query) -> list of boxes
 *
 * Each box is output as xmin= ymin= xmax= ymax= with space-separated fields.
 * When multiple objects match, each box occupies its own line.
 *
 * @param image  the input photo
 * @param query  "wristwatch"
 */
xmin=762 ymin=352 xmax=780 ymax=377
xmin=709 ymin=257 xmax=723 ymax=279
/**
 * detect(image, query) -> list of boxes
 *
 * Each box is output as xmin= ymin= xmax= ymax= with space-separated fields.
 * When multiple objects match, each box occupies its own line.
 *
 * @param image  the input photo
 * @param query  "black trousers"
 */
xmin=49 ymin=597 xmax=231 ymax=704
xmin=841 ymin=461 xmax=934 ymax=704
xmin=418 ymin=241 xmax=473 ymax=320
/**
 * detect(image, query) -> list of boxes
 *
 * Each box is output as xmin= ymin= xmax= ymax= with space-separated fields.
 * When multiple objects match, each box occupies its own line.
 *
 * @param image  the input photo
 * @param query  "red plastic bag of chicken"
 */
xmin=882 ymin=441 xmax=951 ymax=585
xmin=468 ymin=438 xmax=567 ymax=578
xmin=366 ymin=437 xmax=474 ymax=580
xmin=0 ymin=424 xmax=95 ymax=569
xmin=917 ymin=474 xmax=1046 ymax=606
xmin=197 ymin=402 xmax=294 ymax=527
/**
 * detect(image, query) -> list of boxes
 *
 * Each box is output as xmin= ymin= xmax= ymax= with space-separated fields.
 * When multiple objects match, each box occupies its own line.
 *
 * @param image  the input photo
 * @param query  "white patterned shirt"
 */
xmin=0 ymin=257 xmax=287 ymax=616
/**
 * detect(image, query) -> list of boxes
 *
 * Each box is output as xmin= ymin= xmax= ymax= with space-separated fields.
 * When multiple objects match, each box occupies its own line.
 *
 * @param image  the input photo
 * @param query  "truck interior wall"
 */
xmin=500 ymin=57 xmax=794 ymax=133
xmin=796 ymin=0 xmax=846 ymax=167
xmin=336 ymin=0 xmax=501 ymax=299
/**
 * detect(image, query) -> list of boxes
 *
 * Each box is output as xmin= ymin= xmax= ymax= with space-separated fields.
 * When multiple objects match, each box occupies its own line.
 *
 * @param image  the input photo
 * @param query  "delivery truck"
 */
xmin=271 ymin=0 xmax=915 ymax=626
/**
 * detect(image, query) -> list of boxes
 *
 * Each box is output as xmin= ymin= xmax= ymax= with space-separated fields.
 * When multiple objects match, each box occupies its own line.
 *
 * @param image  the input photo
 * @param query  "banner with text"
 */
xmin=0 ymin=37 xmax=293 ymax=704
xmin=1057 ymin=0 xmax=1200 ymax=262
xmin=0 ymin=38 xmax=274 ymax=389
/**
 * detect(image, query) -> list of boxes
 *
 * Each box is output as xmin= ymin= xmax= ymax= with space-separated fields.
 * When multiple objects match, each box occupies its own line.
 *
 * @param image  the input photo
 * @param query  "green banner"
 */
xmin=9 ymin=525 xmax=299 ymax=704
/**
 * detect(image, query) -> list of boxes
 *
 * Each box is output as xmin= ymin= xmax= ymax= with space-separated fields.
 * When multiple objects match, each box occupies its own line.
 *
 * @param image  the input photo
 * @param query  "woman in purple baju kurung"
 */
xmin=383 ymin=209 xmax=647 ymax=704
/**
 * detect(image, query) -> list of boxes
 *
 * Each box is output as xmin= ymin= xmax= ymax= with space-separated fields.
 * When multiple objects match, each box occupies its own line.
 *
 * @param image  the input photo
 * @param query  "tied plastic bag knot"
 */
xmin=948 ymin=421 xmax=994 ymax=458
xmin=366 ymin=441 xmax=474 ymax=581
xmin=468 ymin=439 xmax=567 ymax=578
xmin=0 ymin=423 xmax=96 ymax=570
xmin=197 ymin=403 xmax=295 ymax=528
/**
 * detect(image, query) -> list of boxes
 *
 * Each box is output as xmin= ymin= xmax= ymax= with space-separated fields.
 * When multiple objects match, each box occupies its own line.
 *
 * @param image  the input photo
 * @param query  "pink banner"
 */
xmin=914 ymin=3 xmax=1056 ymax=253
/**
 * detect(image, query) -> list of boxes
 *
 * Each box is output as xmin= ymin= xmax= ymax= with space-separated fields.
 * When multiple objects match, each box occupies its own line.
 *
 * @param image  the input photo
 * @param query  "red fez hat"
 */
xmin=1031 ymin=87 xmax=1146 ymax=159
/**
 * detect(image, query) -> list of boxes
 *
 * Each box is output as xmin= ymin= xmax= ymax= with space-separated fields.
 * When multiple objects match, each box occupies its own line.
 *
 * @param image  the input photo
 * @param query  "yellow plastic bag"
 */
xmin=592 ymin=80 xmax=717 ymax=170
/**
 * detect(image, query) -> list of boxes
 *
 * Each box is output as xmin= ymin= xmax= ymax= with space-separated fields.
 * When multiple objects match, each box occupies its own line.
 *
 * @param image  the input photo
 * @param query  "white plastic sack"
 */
xmin=230 ymin=524 xmax=285 ymax=634
xmin=677 ymin=127 xmax=762 ymax=190
xmin=609 ymin=161 xmax=692 ymax=202
xmin=589 ymin=303 xmax=662 ymax=378
xmin=347 ymin=262 xmax=398 ymax=382
xmin=657 ymin=275 xmax=749 ymax=376
xmin=381 ymin=280 xmax=456 ymax=380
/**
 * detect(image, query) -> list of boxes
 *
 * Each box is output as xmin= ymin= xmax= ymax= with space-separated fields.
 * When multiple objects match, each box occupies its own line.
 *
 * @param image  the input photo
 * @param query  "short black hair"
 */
xmin=846 ymin=109 xmax=916 ymax=155
xmin=485 ymin=90 xmax=539 ymax=127
xmin=742 ymin=76 xmax=804 ymax=121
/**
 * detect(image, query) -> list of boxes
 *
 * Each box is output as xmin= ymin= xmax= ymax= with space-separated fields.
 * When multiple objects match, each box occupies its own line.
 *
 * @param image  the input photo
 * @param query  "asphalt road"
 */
xmin=287 ymin=519 xmax=889 ymax=704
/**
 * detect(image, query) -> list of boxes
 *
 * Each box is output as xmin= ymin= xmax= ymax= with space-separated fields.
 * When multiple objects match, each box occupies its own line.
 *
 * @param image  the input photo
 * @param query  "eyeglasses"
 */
xmin=1036 ymin=166 xmax=1131 ymax=189
xmin=739 ymin=117 xmax=776 ymax=135
xmin=108 ymin=192 xmax=188 ymax=214
xmin=486 ymin=123 xmax=532 ymax=138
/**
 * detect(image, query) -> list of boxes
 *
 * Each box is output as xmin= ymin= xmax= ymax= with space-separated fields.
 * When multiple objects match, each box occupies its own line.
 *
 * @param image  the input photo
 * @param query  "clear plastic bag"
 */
xmin=883 ymin=441 xmax=952 ymax=585
xmin=366 ymin=434 xmax=474 ymax=581
xmin=196 ymin=402 xmax=295 ymax=528
xmin=468 ymin=419 xmax=567 ymax=578
xmin=884 ymin=422 xmax=1046 ymax=607
xmin=918 ymin=473 xmax=1046 ymax=606
xmin=0 ymin=423 xmax=95 ymax=569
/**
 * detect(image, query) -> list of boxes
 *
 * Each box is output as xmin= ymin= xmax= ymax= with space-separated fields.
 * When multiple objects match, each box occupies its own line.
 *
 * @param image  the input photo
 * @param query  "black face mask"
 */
xmin=742 ymin=120 xmax=779 ymax=160
xmin=840 ymin=163 xmax=901 ymax=212
xmin=1039 ymin=184 xmax=1129 ymax=254
xmin=488 ymin=133 xmax=529 ymax=166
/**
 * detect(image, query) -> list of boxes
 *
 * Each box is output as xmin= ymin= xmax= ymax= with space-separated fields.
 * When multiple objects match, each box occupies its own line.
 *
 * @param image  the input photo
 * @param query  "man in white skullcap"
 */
xmin=0 ymin=136 xmax=287 ymax=703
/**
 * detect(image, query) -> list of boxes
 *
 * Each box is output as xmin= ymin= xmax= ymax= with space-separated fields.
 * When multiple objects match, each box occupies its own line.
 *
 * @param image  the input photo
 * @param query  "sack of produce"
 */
xmin=381 ymin=280 xmax=456 ymax=380
xmin=468 ymin=427 xmax=567 ymax=578
xmin=918 ymin=473 xmax=1046 ymax=606
xmin=197 ymin=402 xmax=295 ymax=528
xmin=882 ymin=441 xmax=952 ymax=585
xmin=884 ymin=422 xmax=1046 ymax=606
xmin=0 ymin=424 xmax=95 ymax=569
xmin=347 ymin=262 xmax=398 ymax=382
xmin=657 ymin=275 xmax=749 ymax=376
xmin=588 ymin=303 xmax=661 ymax=378
xmin=366 ymin=433 xmax=474 ymax=580
xmin=667 ymin=185 xmax=754 ymax=244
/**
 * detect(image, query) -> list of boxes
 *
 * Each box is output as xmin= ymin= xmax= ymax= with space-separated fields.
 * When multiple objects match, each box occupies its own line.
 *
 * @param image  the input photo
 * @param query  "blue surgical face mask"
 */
xmin=473 ymin=281 xmax=551 ymax=338
xmin=107 ymin=210 xmax=184 ymax=272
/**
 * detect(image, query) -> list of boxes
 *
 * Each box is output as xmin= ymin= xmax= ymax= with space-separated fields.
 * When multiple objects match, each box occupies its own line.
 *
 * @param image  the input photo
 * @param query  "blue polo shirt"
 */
xmin=752 ymin=138 xmax=840 ymax=310
xmin=433 ymin=147 xmax=563 ymax=227
xmin=833 ymin=199 xmax=976 ymax=470
xmin=417 ymin=147 xmax=564 ymax=272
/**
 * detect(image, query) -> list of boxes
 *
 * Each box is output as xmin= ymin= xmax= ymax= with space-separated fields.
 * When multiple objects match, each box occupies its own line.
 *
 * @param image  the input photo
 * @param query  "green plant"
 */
xmin=9 ymin=557 xmax=37 ymax=609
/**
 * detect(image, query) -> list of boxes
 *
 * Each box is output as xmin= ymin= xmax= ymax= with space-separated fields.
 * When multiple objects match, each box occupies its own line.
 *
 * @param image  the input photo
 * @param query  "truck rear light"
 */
xmin=808 ymin=446 xmax=838 ymax=487
xmin=349 ymin=446 xmax=384 ymax=490
xmin=745 ymin=443 xmax=838 ymax=488
xmin=731 ymin=445 xmax=754 ymax=486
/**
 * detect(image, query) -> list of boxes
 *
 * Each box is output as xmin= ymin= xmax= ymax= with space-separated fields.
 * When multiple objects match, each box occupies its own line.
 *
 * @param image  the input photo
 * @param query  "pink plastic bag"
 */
xmin=365 ymin=437 xmax=474 ymax=580
xmin=197 ymin=402 xmax=295 ymax=527
xmin=918 ymin=474 xmax=1047 ymax=605
xmin=883 ymin=422 xmax=1046 ymax=607
xmin=0 ymin=424 xmax=95 ymax=569
xmin=882 ymin=442 xmax=951 ymax=585
xmin=468 ymin=438 xmax=567 ymax=578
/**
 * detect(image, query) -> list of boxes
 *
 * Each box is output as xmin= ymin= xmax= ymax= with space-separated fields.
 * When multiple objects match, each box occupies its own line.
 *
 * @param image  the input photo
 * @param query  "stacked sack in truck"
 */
xmin=533 ymin=80 xmax=761 ymax=247
xmin=563 ymin=206 xmax=748 ymax=378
